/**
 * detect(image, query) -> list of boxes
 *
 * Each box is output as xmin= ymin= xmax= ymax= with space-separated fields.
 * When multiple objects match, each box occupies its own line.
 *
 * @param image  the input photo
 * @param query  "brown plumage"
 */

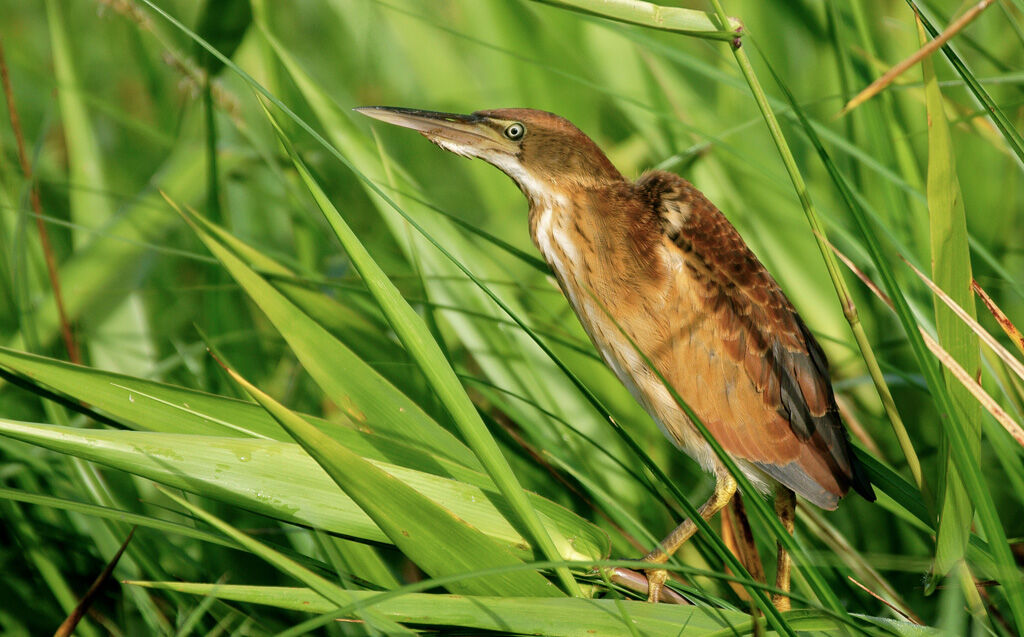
xmin=357 ymin=106 xmax=875 ymax=606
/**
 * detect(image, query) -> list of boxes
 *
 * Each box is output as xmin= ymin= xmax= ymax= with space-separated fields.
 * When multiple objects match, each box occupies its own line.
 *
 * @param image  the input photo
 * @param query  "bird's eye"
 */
xmin=504 ymin=123 xmax=525 ymax=140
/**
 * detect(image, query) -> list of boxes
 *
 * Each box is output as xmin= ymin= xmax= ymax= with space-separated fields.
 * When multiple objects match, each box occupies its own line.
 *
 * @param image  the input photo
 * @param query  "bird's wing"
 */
xmin=637 ymin=171 xmax=873 ymax=508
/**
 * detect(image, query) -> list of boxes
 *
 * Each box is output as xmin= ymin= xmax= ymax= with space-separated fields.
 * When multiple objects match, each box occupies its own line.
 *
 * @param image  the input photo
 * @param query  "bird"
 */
xmin=356 ymin=106 xmax=875 ymax=609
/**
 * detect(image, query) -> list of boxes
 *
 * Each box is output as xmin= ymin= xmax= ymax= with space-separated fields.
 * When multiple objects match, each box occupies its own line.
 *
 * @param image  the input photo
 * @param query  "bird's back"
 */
xmin=531 ymin=170 xmax=874 ymax=509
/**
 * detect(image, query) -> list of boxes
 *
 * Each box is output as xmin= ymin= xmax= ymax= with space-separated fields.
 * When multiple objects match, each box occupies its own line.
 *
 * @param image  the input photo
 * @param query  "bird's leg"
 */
xmin=642 ymin=473 xmax=737 ymax=603
xmin=772 ymin=487 xmax=796 ymax=611
xmin=722 ymin=492 xmax=766 ymax=600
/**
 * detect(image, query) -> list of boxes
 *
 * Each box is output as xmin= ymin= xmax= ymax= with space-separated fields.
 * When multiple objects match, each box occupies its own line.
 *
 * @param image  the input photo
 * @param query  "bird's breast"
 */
xmin=531 ymin=205 xmax=682 ymax=419
xmin=530 ymin=203 xmax=748 ymax=479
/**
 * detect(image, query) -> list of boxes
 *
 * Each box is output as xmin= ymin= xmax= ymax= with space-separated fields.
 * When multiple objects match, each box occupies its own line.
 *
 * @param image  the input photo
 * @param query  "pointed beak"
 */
xmin=354 ymin=106 xmax=512 ymax=159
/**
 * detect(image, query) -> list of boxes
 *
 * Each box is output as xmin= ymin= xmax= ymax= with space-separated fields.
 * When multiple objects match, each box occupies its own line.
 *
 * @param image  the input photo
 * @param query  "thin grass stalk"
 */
xmin=707 ymin=1 xmax=923 ymax=491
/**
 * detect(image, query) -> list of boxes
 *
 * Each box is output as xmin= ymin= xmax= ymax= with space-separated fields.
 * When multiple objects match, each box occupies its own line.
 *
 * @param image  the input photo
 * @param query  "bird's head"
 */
xmin=355 ymin=107 xmax=623 ymax=204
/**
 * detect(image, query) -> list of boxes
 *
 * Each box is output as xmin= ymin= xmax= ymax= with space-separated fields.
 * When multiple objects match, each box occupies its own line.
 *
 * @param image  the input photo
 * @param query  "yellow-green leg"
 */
xmin=772 ymin=487 xmax=796 ymax=611
xmin=643 ymin=473 xmax=737 ymax=602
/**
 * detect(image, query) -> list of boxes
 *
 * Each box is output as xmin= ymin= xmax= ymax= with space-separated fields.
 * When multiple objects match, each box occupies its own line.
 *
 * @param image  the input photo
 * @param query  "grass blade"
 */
xmin=840 ymin=0 xmax=996 ymax=115
xmin=920 ymin=15 xmax=982 ymax=587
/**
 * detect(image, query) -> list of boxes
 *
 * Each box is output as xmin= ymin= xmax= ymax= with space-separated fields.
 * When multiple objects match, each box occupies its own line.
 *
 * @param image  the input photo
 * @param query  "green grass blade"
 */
xmin=44 ymin=0 xmax=113 ymax=244
xmin=0 ymin=419 xmax=608 ymax=563
xmin=920 ymin=17 xmax=981 ymax=586
xmin=45 ymin=0 xmax=156 ymax=377
xmin=0 ymin=486 xmax=237 ymax=551
xmin=128 ymin=582 xmax=765 ymax=636
xmin=908 ymin=0 xmax=1024 ymax=171
xmin=183 ymin=204 xmax=439 ymax=410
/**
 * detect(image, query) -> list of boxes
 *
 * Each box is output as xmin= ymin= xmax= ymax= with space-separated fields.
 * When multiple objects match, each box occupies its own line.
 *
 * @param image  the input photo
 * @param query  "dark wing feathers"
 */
xmin=639 ymin=171 xmax=874 ymax=506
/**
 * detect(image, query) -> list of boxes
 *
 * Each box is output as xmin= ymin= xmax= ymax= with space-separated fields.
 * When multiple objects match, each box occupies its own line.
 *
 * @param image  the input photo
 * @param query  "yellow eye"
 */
xmin=504 ymin=123 xmax=525 ymax=140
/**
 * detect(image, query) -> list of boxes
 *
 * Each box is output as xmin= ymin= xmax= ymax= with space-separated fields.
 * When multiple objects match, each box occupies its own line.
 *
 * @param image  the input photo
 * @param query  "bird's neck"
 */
xmin=527 ymin=191 xmax=572 ymax=262
xmin=528 ymin=191 xmax=590 ymax=323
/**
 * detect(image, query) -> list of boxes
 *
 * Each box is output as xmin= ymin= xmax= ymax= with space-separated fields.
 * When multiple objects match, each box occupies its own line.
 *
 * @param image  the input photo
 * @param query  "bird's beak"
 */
xmin=354 ymin=106 xmax=513 ymax=159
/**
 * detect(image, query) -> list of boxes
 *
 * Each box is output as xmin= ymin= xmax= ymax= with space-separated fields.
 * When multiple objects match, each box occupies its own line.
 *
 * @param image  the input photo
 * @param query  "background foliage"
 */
xmin=0 ymin=0 xmax=1022 ymax=634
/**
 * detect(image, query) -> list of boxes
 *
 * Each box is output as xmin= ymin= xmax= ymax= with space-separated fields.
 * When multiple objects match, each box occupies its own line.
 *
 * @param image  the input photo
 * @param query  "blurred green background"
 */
xmin=0 ymin=0 xmax=1022 ymax=634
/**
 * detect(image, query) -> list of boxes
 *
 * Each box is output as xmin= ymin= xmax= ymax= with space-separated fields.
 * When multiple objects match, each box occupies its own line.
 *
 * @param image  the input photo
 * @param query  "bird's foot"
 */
xmin=605 ymin=567 xmax=689 ymax=604
xmin=644 ymin=567 xmax=668 ymax=603
xmin=771 ymin=592 xmax=791 ymax=612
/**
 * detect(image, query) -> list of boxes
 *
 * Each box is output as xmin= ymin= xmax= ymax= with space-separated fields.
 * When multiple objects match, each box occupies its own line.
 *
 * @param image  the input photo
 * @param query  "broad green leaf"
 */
xmin=223 ymin=363 xmax=560 ymax=597
xmin=0 ymin=420 xmax=608 ymax=565
xmin=158 ymin=488 xmax=412 ymax=635
xmin=0 ymin=346 xmax=483 ymax=483
xmin=129 ymin=582 xmax=753 ymax=636
xmin=921 ymin=18 xmax=981 ymax=585
xmin=172 ymin=200 xmax=479 ymax=469
xmin=128 ymin=581 xmax=942 ymax=636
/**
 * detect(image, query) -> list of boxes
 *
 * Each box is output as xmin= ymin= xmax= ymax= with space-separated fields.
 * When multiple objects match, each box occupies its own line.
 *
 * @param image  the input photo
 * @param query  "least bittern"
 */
xmin=357 ymin=107 xmax=875 ymax=609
